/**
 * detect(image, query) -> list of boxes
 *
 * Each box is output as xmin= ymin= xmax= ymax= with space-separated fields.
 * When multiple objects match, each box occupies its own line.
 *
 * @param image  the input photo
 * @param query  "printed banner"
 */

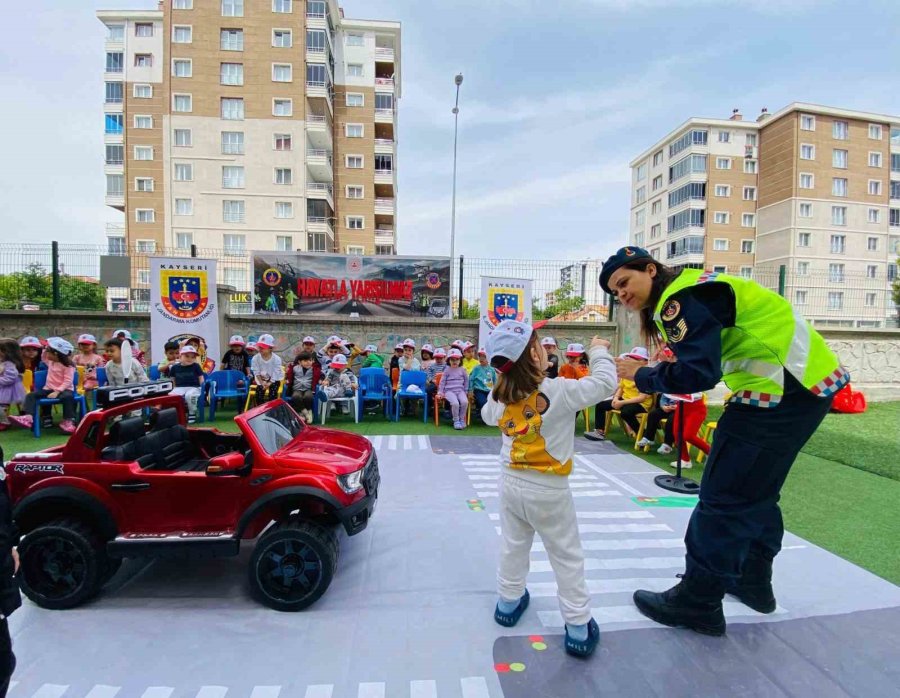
xmin=150 ymin=257 xmax=219 ymax=371
xmin=479 ymin=276 xmax=533 ymax=351
xmin=252 ymin=252 xmax=451 ymax=318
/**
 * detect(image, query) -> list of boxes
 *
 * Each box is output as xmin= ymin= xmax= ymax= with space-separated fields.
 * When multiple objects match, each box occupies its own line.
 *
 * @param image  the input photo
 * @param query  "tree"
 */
xmin=458 ymin=298 xmax=479 ymax=320
xmin=536 ymin=282 xmax=585 ymax=320
xmin=0 ymin=263 xmax=105 ymax=310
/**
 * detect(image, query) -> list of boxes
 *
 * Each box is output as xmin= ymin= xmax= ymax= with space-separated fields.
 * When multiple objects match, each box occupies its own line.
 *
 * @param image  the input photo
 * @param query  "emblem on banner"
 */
xmin=346 ymin=256 xmax=363 ymax=275
xmin=487 ymin=289 xmax=525 ymax=325
xmin=426 ymin=272 xmax=442 ymax=290
xmin=160 ymin=271 xmax=208 ymax=319
xmin=262 ymin=268 xmax=282 ymax=287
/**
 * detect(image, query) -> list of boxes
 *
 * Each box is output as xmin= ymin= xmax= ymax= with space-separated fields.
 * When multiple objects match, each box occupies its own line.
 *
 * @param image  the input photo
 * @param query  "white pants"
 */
xmin=172 ymin=386 xmax=201 ymax=414
xmin=498 ymin=473 xmax=592 ymax=626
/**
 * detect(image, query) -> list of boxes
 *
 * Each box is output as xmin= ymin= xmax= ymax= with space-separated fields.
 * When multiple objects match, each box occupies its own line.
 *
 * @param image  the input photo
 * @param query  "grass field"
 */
xmin=2 ymin=401 xmax=898 ymax=584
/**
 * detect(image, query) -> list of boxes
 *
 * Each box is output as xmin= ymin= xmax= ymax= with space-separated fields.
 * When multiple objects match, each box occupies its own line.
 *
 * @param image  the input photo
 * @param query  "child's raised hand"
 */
xmin=590 ymin=336 xmax=610 ymax=350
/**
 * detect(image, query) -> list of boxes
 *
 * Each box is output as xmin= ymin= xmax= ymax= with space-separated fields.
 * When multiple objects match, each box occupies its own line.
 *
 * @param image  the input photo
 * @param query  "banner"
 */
xmin=479 ymin=276 xmax=533 ymax=350
xmin=150 ymin=257 xmax=219 ymax=371
xmin=252 ymin=252 xmax=451 ymax=318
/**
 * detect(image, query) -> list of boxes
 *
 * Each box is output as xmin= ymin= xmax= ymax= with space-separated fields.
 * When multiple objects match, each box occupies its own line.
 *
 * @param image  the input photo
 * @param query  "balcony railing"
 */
xmin=307 ymin=149 xmax=333 ymax=164
xmin=307 ymin=183 xmax=333 ymax=195
xmin=307 ymin=217 xmax=335 ymax=233
xmin=374 ymin=138 xmax=394 ymax=146
xmin=307 ymin=114 xmax=326 ymax=123
xmin=374 ymin=77 xmax=394 ymax=86
xmin=375 ymin=198 xmax=395 ymax=208
xmin=306 ymin=10 xmax=325 ymax=19
xmin=375 ymin=228 xmax=394 ymax=238
xmin=375 ymin=47 xmax=394 ymax=59
xmin=375 ymin=108 xmax=393 ymax=118
xmin=375 ymin=168 xmax=393 ymax=177
xmin=105 ymin=65 xmax=124 ymax=73
xmin=306 ymin=45 xmax=325 ymax=54
xmin=105 ymin=158 xmax=124 ymax=166
xmin=105 ymin=97 xmax=123 ymax=104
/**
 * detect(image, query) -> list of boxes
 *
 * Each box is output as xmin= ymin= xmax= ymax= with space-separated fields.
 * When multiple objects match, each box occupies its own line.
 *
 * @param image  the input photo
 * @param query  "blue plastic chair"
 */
xmin=202 ymin=370 xmax=250 ymax=421
xmin=393 ymin=370 xmax=428 ymax=422
xmin=30 ymin=370 xmax=88 ymax=438
xmin=358 ymin=368 xmax=393 ymax=420
xmin=148 ymin=365 xmax=161 ymax=381
xmin=92 ymin=367 xmax=108 ymax=409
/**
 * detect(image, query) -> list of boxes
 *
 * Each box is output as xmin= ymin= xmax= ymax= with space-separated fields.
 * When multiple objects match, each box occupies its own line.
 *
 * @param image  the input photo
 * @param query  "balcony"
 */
xmin=306 ymin=8 xmax=327 ymax=31
xmin=307 ymin=217 xmax=334 ymax=237
xmin=105 ymin=190 xmax=125 ymax=208
xmin=306 ymin=81 xmax=333 ymax=113
xmin=375 ymin=108 xmax=394 ymax=123
xmin=307 ymin=148 xmax=333 ymax=181
xmin=374 ymin=138 xmax=394 ymax=154
xmin=374 ymin=77 xmax=394 ymax=92
xmin=375 ymin=47 xmax=395 ymax=61
xmin=305 ymin=113 xmax=333 ymax=149
xmin=375 ymin=168 xmax=394 ymax=185
xmin=307 ymin=182 xmax=334 ymax=209
xmin=375 ymin=198 xmax=395 ymax=215
xmin=375 ymin=228 xmax=395 ymax=244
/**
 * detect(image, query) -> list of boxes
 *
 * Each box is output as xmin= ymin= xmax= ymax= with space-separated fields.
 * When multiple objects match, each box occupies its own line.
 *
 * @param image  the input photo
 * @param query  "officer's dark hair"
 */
xmin=620 ymin=258 xmax=680 ymax=347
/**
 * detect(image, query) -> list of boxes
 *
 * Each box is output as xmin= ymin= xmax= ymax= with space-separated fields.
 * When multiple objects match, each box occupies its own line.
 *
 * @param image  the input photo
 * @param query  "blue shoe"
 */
xmin=565 ymin=618 xmax=600 ymax=657
xmin=494 ymin=589 xmax=529 ymax=627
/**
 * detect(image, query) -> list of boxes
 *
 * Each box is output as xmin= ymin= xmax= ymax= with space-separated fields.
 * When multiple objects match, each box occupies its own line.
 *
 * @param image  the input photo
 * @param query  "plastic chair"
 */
xmin=29 ymin=370 xmax=88 ymax=438
xmin=22 ymin=369 xmax=34 ymax=393
xmin=390 ymin=367 xmax=400 ymax=392
xmin=358 ymin=368 xmax=393 ymax=420
xmin=148 ymin=365 xmax=161 ymax=381
xmin=75 ymin=366 xmax=86 ymax=395
xmin=393 ymin=370 xmax=428 ymax=422
xmin=244 ymin=382 xmax=283 ymax=411
xmin=202 ymin=370 xmax=250 ymax=421
xmin=432 ymin=373 xmax=471 ymax=426
xmin=91 ymin=366 xmax=108 ymax=410
xmin=318 ymin=383 xmax=360 ymax=425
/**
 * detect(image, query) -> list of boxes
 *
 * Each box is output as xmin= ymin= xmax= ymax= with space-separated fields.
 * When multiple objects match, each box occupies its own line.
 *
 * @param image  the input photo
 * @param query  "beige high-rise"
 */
xmin=98 ymin=0 xmax=400 ymax=286
xmin=629 ymin=103 xmax=900 ymax=328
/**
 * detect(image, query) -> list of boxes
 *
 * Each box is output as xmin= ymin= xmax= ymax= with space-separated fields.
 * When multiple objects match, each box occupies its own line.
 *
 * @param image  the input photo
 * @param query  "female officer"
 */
xmin=600 ymin=247 xmax=848 ymax=636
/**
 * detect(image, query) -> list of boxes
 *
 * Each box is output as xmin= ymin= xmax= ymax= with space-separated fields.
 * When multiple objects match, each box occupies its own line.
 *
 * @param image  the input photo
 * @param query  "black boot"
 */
xmin=633 ymin=574 xmax=726 ymax=636
xmin=727 ymin=551 xmax=776 ymax=614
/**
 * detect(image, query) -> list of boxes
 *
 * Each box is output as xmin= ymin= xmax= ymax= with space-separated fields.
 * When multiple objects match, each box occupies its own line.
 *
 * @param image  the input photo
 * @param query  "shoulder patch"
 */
xmin=661 ymin=299 xmax=681 ymax=321
xmin=668 ymin=318 xmax=688 ymax=343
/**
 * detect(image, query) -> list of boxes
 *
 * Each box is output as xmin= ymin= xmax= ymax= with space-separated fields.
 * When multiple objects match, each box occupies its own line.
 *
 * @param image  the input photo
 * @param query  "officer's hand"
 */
xmin=590 ymin=336 xmax=610 ymax=350
xmin=615 ymin=358 xmax=642 ymax=380
xmin=12 ymin=548 xmax=19 ymax=576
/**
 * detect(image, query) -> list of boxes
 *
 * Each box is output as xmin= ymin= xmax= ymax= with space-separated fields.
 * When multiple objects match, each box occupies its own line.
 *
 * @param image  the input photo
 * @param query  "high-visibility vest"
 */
xmin=655 ymin=270 xmax=849 ymax=407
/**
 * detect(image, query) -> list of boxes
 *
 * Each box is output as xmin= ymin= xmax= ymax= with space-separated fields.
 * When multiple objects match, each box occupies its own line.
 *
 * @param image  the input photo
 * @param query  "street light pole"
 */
xmin=450 ymin=73 xmax=463 ymax=318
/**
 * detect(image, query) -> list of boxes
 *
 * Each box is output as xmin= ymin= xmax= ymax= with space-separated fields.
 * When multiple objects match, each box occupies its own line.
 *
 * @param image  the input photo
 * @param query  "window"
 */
xmin=347 ymin=93 xmax=364 ymax=107
xmin=797 ymin=261 xmax=810 ymax=276
xmin=833 ymin=149 xmax=848 ymax=168
xmin=868 ymin=152 xmax=884 ymax=169
xmin=829 ymin=263 xmax=845 ymax=283
xmin=714 ymin=212 xmax=729 ymax=225
xmin=832 ymin=120 xmax=849 ymax=140
xmin=273 ymin=99 xmax=292 ymax=117
xmin=893 ymin=153 xmax=900 ymax=172
xmin=716 ymin=157 xmax=732 ymax=170
xmin=666 ymin=208 xmax=705 ymax=233
xmin=173 ymin=0 xmax=193 ymax=8
xmin=105 ymin=145 xmax=123 ymax=164
xmin=308 ymin=232 xmax=327 ymax=252
xmin=745 ymin=133 xmax=757 ymax=146
xmin=223 ymin=234 xmax=245 ymax=255
xmin=175 ymin=232 xmax=193 ymax=250
xmin=714 ymin=184 xmax=730 ymax=197
xmin=105 ymin=82 xmax=123 ymax=104
xmin=800 ymin=114 xmax=815 ymax=131
xmin=347 ymin=245 xmax=365 ymax=255
xmin=347 ymin=185 xmax=363 ymax=199
xmin=718 ymin=131 xmax=730 ymax=143
xmin=222 ymin=166 xmax=245 ymax=188
xmin=273 ymin=0 xmax=292 ymax=12
xmin=650 ymin=223 xmax=661 ymax=239
xmin=744 ymin=159 xmax=758 ymax=174
xmin=669 ymin=129 xmax=708 ymax=157
xmin=273 ymin=64 xmax=292 ymax=82
xmin=868 ymin=208 xmax=881 ymax=223
xmin=347 ymin=216 xmax=364 ymax=229
xmin=133 ymin=83 xmax=152 ymax=98
xmin=652 ymin=174 xmax=663 ymax=191
xmin=891 ymin=263 xmax=899 ymax=280
xmin=635 ymin=163 xmax=648 ymax=181
xmin=374 ymin=154 xmax=393 ymax=171
xmin=222 ymin=0 xmax=243 ymax=17
xmin=375 ymin=93 xmax=394 ymax=111
xmin=799 ymin=173 xmax=814 ymax=189
xmin=173 ymin=129 xmax=191 ymax=147
xmin=175 ymin=198 xmax=193 ymax=215
xmin=634 ymin=209 xmax=645 ymax=227
xmin=135 ymin=209 xmax=155 ymax=223
xmin=135 ymin=23 xmax=153 ymax=37
xmin=106 ymin=174 xmax=124 ymax=196
xmin=740 ymin=266 xmax=753 ymax=279
xmin=634 ymin=232 xmax=645 ymax=246
xmin=830 ymin=234 xmax=846 ymax=253
xmin=221 ymin=98 xmax=244 ymax=120
xmin=306 ymin=28 xmax=327 ymax=54
xmin=869 ymin=124 xmax=883 ymax=139
xmin=173 ymin=26 xmax=192 ymax=43
xmin=137 ymin=270 xmax=151 ymax=286
xmin=741 ymin=239 xmax=754 ymax=254
xmin=134 ymin=54 xmax=152 ymax=68
xmin=795 ymin=290 xmax=808 ymax=305
xmin=798 ymin=232 xmax=810 ymax=247
xmin=742 ymin=213 xmax=755 ymax=227
xmin=891 ymin=181 xmax=900 ymax=199
xmin=134 ymin=115 xmax=152 ymax=129
xmin=832 ymin=207 xmax=847 ymax=226
xmin=346 ymin=33 xmax=364 ymax=46
xmin=268 ymin=134 xmax=290 ymax=153
xmin=867 ymin=236 xmax=879 ymax=251
xmin=174 ymin=163 xmax=193 ymax=181
xmin=276 ymin=235 xmax=293 ymax=251
xmin=635 ymin=186 xmax=646 ymax=204
xmin=275 ymin=168 xmax=292 ymax=184
xmin=347 ymin=64 xmax=364 ymax=77
xmin=134 ymin=146 xmax=153 ymax=161
xmin=865 ymin=293 xmax=877 ymax=308
xmin=743 ymin=186 xmax=756 ymax=201
xmin=668 ymin=154 xmax=707 ymax=183
xmin=223 ymin=200 xmax=245 ymax=223
xmin=799 ymin=202 xmax=813 ymax=218
xmin=347 ymin=155 xmax=363 ymax=168
xmin=713 ymin=266 xmax=727 ymax=274
xmin=221 ymin=29 xmax=243 ymax=50
xmin=866 ymin=265 xmax=877 ymax=279
xmin=667 ymin=182 xmax=706 ymax=207
xmin=173 ymin=59 xmax=192 ymax=77
xmin=307 ymin=63 xmax=328 ymax=87
xmin=106 ymin=52 xmax=124 ymax=72
xmin=273 ymin=30 xmax=292 ymax=48
xmin=869 ymin=180 xmax=882 ymax=196
xmin=275 ymin=202 xmax=293 ymax=218
xmin=800 ymin=143 xmax=815 ymax=160
xmin=666 ymin=235 xmax=705 ymax=259
xmin=827 ymin=292 xmax=843 ymax=310
xmin=713 ymin=238 xmax=728 ymax=251
xmin=891 ymin=209 xmax=900 ymax=227
xmin=107 ymin=25 xmax=125 ymax=41
xmin=220 ymin=62 xmax=243 ymax=85
xmin=832 ymin=178 xmax=847 ymax=196
xmin=651 ymin=199 xmax=662 ymax=215
xmin=346 ymin=123 xmax=364 ymax=138
xmin=173 ymin=94 xmax=192 ymax=112
xmin=653 ymin=150 xmax=664 ymax=167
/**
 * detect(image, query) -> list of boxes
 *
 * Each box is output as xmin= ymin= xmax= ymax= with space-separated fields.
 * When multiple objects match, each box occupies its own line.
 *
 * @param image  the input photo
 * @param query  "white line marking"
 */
xmin=539 ymin=602 xmax=788 ymax=627
xmin=358 ymin=683 xmax=386 ymax=698
xmin=6 ymin=682 xmax=16 ymax=694
xmin=470 ymin=481 xmax=608 ymax=490
xmin=530 ymin=577 xmax=677 ymax=597
xmin=410 ymin=680 xmax=437 ymax=698
xmin=403 ymin=435 xmax=412 ymax=450
xmin=578 ymin=511 xmax=655 ymax=520
xmin=461 ymin=676 xmax=491 ymax=698
xmin=196 ymin=688 xmax=228 ymax=698
xmin=782 ymin=545 xmax=807 ymax=550
xmin=465 ymin=468 xmax=500 ymax=473
xmin=250 ymin=688 xmax=281 ymax=698
xmin=372 ymin=436 xmax=383 ymax=449
xmin=614 ymin=471 xmax=666 ymax=475
xmin=467 ymin=475 xmax=500 ymax=481
xmin=140 ymin=689 xmax=174 ymax=698
xmin=476 ymin=492 xmax=499 ymax=497
xmin=488 ymin=513 xmax=500 ymax=520
xmin=303 ymin=686 xmax=333 ymax=698
xmin=576 ymin=455 xmax=644 ymax=496
xmin=418 ymin=435 xmax=428 ymax=449
xmin=580 ymin=523 xmax=671 ymax=533
xmin=534 ymin=538 xmax=683 ymax=553
xmin=85 ymin=688 xmax=121 ymax=698
xmin=32 ymin=687 xmax=69 ymax=698
xmin=388 ymin=435 xmax=397 ymax=450
xmin=573 ymin=490 xmax=622 ymax=497
xmin=530 ymin=556 xmax=683 ymax=573
xmin=495 ymin=526 xmax=502 ymax=535
xmin=460 ymin=454 xmax=501 ymax=461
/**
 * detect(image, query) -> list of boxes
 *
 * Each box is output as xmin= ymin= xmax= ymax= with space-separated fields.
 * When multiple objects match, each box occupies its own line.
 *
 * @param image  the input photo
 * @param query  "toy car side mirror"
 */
xmin=206 ymin=451 xmax=250 ymax=477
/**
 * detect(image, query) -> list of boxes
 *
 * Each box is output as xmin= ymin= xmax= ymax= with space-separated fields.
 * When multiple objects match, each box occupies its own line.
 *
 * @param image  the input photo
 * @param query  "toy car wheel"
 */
xmin=18 ymin=519 xmax=106 ymax=610
xmin=249 ymin=520 xmax=339 ymax=612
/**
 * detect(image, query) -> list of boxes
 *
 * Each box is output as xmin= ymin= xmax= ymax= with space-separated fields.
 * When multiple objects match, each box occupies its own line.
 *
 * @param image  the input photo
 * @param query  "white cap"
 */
xmin=246 ymin=341 xmax=258 ymax=351
xmin=433 ymin=347 xmax=447 ymax=358
xmin=327 ymin=335 xmax=341 ymax=345
xmin=113 ymin=329 xmax=131 ymax=339
xmin=565 ymin=343 xmax=586 ymax=356
xmin=302 ymin=336 xmax=316 ymax=344
xmin=625 ymin=346 xmax=650 ymax=361
xmin=330 ymin=354 xmax=348 ymax=367
xmin=421 ymin=343 xmax=435 ymax=354
xmin=447 ymin=348 xmax=463 ymax=359
xmin=463 ymin=342 xmax=474 ymax=351
xmin=451 ymin=339 xmax=464 ymax=349
xmin=486 ymin=320 xmax=533 ymax=373
xmin=540 ymin=336 xmax=557 ymax=347
xmin=77 ymin=333 xmax=97 ymax=345
xmin=394 ymin=343 xmax=404 ymax=351
xmin=180 ymin=345 xmax=198 ymax=355
xmin=402 ymin=338 xmax=416 ymax=348
xmin=19 ymin=336 xmax=42 ymax=348
xmin=47 ymin=337 xmax=74 ymax=356
xmin=256 ymin=334 xmax=275 ymax=349
xmin=228 ymin=334 xmax=245 ymax=346
xmin=364 ymin=344 xmax=378 ymax=353
xmin=477 ymin=347 xmax=487 ymax=356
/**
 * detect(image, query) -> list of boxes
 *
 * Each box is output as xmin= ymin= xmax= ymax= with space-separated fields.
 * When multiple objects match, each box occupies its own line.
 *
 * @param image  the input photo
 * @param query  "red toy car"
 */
xmin=4 ymin=380 xmax=379 ymax=611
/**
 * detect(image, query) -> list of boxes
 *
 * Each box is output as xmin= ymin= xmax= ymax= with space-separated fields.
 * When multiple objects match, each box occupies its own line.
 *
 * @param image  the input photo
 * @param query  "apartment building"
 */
xmin=629 ymin=103 xmax=900 ymax=328
xmin=98 ymin=0 xmax=400 ymax=279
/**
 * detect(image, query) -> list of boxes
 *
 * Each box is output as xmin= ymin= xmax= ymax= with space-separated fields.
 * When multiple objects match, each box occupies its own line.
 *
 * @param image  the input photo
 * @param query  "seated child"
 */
xmin=318 ymin=354 xmax=358 ymax=415
xmin=221 ymin=335 xmax=252 ymax=377
xmin=438 ymin=348 xmax=469 ymax=429
xmin=285 ymin=350 xmax=320 ymax=422
xmin=158 ymin=341 xmax=181 ymax=376
xmin=169 ymin=345 xmax=206 ymax=423
xmin=586 ymin=347 xmax=652 ymax=441
xmin=468 ymin=348 xmax=497 ymax=418
xmin=398 ymin=338 xmax=421 ymax=416
xmin=73 ymin=333 xmax=105 ymax=393
xmin=361 ymin=344 xmax=384 ymax=369
xmin=425 ymin=347 xmax=447 ymax=404
xmin=102 ymin=338 xmax=148 ymax=386
xmin=250 ymin=334 xmax=283 ymax=405
xmin=559 ymin=344 xmax=590 ymax=379
xmin=637 ymin=394 xmax=676 ymax=455
xmin=462 ymin=342 xmax=479 ymax=374
xmin=541 ymin=336 xmax=560 ymax=378
xmin=112 ymin=329 xmax=146 ymax=367
xmin=10 ymin=337 xmax=78 ymax=434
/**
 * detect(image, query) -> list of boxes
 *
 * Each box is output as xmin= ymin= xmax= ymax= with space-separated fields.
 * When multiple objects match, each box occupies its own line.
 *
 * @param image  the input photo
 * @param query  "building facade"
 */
xmin=98 ymin=0 xmax=400 ymax=281
xmin=629 ymin=103 xmax=900 ymax=328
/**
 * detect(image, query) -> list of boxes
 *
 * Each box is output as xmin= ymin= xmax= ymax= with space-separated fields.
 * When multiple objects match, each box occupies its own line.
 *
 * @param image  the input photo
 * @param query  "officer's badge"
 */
xmin=661 ymin=299 xmax=681 ymax=321
xmin=668 ymin=319 xmax=688 ymax=343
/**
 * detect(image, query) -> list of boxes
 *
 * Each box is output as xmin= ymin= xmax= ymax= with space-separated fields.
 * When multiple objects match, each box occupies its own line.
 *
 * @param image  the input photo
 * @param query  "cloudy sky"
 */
xmin=2 ymin=0 xmax=899 ymax=263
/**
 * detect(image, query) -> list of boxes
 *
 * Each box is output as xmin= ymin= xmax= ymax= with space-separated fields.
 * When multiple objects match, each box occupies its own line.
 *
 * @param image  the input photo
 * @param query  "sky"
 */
xmin=1 ymin=0 xmax=899 ymax=263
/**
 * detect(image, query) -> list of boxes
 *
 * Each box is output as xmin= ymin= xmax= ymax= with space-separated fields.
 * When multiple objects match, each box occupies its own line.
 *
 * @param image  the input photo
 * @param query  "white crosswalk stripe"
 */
xmin=303 ymin=686 xmax=333 ymax=698
xmin=358 ymin=683 xmax=385 ymax=698
xmin=572 ymin=490 xmax=622 ymax=497
xmin=529 ymin=577 xmax=678 ymax=597
xmin=84 ymin=687 xmax=121 ymax=698
xmin=140 ymin=689 xmax=174 ymax=698
xmin=464 ymin=467 xmax=500 ymax=473
xmin=249 ymin=687 xmax=282 ymax=698
xmin=579 ymin=523 xmax=671 ymax=533
xmin=578 ymin=511 xmax=655 ymax=520
xmin=409 ymin=679 xmax=438 ymax=698
xmin=31 ymin=687 xmax=69 ymax=698
xmin=531 ymin=556 xmax=683 ymax=573
xmin=195 ymin=688 xmax=228 ymax=698
xmin=538 ymin=602 xmax=788 ymax=627
xmin=460 ymin=676 xmax=491 ymax=698
xmin=534 ymin=538 xmax=683 ymax=553
xmin=367 ymin=434 xmax=430 ymax=451
xmin=471 ymin=481 xmax=606 ymax=490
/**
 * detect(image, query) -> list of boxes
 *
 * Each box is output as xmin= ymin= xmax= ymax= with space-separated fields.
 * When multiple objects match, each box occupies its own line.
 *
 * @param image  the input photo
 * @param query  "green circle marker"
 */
xmin=531 ymin=642 xmax=547 ymax=651
xmin=510 ymin=662 xmax=526 ymax=672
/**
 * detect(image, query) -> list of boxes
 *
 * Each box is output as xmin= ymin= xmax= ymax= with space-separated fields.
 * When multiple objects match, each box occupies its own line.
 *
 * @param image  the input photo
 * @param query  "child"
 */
xmin=0 ymin=338 xmax=25 ymax=431
xmin=251 ymin=334 xmax=283 ymax=405
xmin=301 ymin=336 xmax=317 ymax=355
xmin=637 ymin=393 xmax=677 ymax=455
xmin=398 ymin=339 xmax=421 ymax=417
xmin=482 ymin=320 xmax=616 ymax=658
xmin=220 ymin=335 xmax=252 ymax=377
xmin=19 ymin=336 xmax=46 ymax=382
xmin=318 ymin=354 xmax=358 ymax=415
xmin=585 ymin=347 xmax=653 ymax=441
xmin=420 ymin=344 xmax=435 ymax=371
xmin=112 ymin=329 xmax=147 ymax=367
xmin=468 ymin=348 xmax=497 ymax=418
xmin=541 ymin=336 xmax=560 ymax=378
xmin=559 ymin=343 xmax=590 ymax=380
xmin=438 ymin=348 xmax=469 ymax=429
xmin=169 ymin=345 xmax=205 ymax=423
xmin=10 ymin=337 xmax=79 ymax=434
xmin=388 ymin=343 xmax=404 ymax=374
xmin=462 ymin=342 xmax=479 ymax=374
xmin=663 ymin=393 xmax=710 ymax=470
xmin=103 ymin=337 xmax=148 ymax=386
xmin=73 ymin=334 xmax=105 ymax=393
xmin=158 ymin=341 xmax=181 ymax=376
xmin=285 ymin=350 xmax=320 ymax=422
xmin=360 ymin=344 xmax=384 ymax=369
xmin=425 ymin=347 xmax=447 ymax=404
xmin=245 ymin=341 xmax=258 ymax=360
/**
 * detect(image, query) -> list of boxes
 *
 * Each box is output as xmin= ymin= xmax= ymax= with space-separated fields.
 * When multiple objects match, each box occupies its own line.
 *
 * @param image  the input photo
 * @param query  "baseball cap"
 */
xmin=477 ymin=347 xmax=487 ymax=356
xmin=402 ymin=338 xmax=416 ymax=348
xmin=599 ymin=246 xmax=654 ymax=295
xmin=421 ymin=343 xmax=435 ymax=354
xmin=394 ymin=343 xmax=404 ymax=351
xmin=447 ymin=348 xmax=463 ymax=359
xmin=245 ymin=341 xmax=258 ymax=351
xmin=327 ymin=335 xmax=341 ymax=345
xmin=113 ymin=329 xmax=132 ymax=340
xmin=540 ymin=336 xmax=557 ymax=347
xmin=18 ymin=336 xmax=42 ymax=349
xmin=77 ymin=333 xmax=97 ymax=346
xmin=485 ymin=320 xmax=534 ymax=374
xmin=180 ymin=345 xmax=198 ymax=355
xmin=433 ymin=347 xmax=447 ymax=358
xmin=331 ymin=354 xmax=348 ymax=367
xmin=451 ymin=339 xmax=464 ymax=349
xmin=256 ymin=334 xmax=275 ymax=349
xmin=463 ymin=342 xmax=474 ymax=351
xmin=302 ymin=336 xmax=316 ymax=344
xmin=47 ymin=337 xmax=74 ymax=356
xmin=364 ymin=344 xmax=378 ymax=353
xmin=229 ymin=334 xmax=245 ymax=346
xmin=625 ymin=346 xmax=650 ymax=361
xmin=565 ymin=343 xmax=585 ymax=357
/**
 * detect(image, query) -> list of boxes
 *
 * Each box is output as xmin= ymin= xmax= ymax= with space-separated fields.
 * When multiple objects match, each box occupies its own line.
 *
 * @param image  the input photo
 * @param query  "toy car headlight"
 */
xmin=338 ymin=468 xmax=365 ymax=494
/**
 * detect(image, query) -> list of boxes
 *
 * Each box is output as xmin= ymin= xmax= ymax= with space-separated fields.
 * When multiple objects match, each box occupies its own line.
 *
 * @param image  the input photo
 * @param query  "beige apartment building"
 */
xmin=99 ymin=0 xmax=400 ymax=289
xmin=629 ymin=103 xmax=900 ymax=328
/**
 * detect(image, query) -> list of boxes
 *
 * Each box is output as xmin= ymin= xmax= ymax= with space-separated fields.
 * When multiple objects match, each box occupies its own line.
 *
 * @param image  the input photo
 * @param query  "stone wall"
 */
xmin=820 ymin=328 xmax=900 ymax=401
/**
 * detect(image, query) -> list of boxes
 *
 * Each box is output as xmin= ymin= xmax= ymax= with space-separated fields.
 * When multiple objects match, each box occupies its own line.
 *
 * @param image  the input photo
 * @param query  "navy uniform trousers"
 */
xmin=685 ymin=372 xmax=833 ymax=589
